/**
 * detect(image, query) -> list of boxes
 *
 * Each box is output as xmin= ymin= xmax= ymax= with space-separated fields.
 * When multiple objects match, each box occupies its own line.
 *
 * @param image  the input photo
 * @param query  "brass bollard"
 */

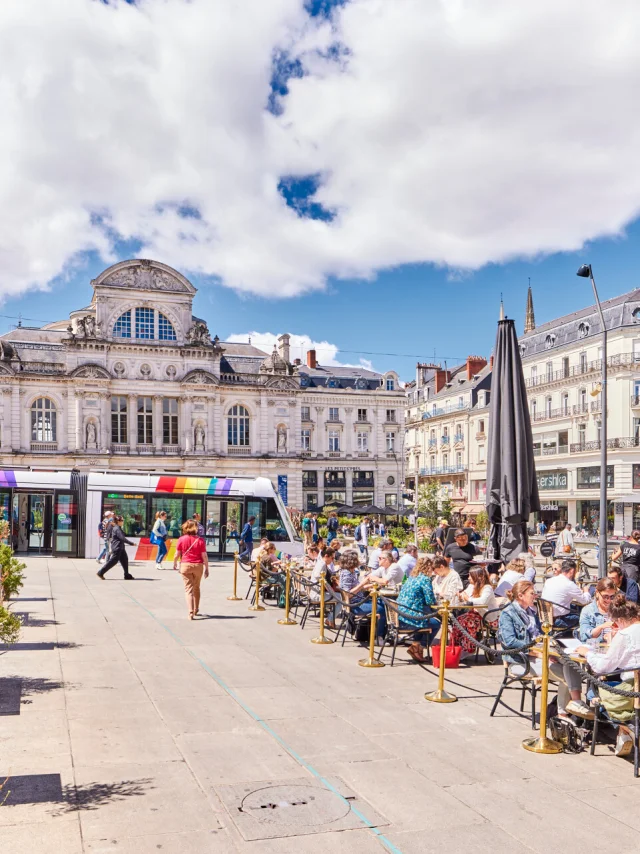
xmin=227 ymin=553 xmax=242 ymax=601
xmin=248 ymin=558 xmax=265 ymax=612
xmin=522 ymin=623 xmax=563 ymax=753
xmin=277 ymin=562 xmax=297 ymax=626
xmin=424 ymin=600 xmax=457 ymax=703
xmin=310 ymin=576 xmax=333 ymax=644
xmin=358 ymin=584 xmax=385 ymax=668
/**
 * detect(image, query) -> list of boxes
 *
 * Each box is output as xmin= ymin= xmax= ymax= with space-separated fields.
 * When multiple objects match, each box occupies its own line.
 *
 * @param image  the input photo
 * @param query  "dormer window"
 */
xmin=578 ymin=321 xmax=590 ymax=338
xmin=519 ymin=344 xmax=526 ymax=357
xmin=544 ymin=334 xmax=556 ymax=349
xmin=633 ymin=307 xmax=640 ymax=322
xmin=112 ymin=308 xmax=177 ymax=341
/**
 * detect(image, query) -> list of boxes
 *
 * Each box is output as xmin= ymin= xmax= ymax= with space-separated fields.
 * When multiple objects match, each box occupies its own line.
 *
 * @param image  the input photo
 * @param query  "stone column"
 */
xmin=213 ymin=394 xmax=222 ymax=454
xmin=59 ymin=391 xmax=68 ymax=453
xmin=1 ymin=388 xmax=11 ymax=451
xmin=11 ymin=386 xmax=21 ymax=451
xmin=73 ymin=392 xmax=83 ymax=452
xmin=315 ymin=406 xmax=325 ymax=455
xmin=344 ymin=407 xmax=353 ymax=455
xmin=182 ymin=397 xmax=192 ymax=453
xmin=154 ymin=396 xmax=163 ymax=451
xmin=206 ymin=397 xmax=215 ymax=453
xmin=100 ymin=393 xmax=110 ymax=452
xmin=128 ymin=394 xmax=138 ymax=453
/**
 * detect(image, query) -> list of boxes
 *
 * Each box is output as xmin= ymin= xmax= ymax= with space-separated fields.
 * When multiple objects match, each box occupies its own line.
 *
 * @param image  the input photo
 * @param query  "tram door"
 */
xmin=13 ymin=493 xmax=53 ymax=553
xmin=203 ymin=499 xmax=243 ymax=559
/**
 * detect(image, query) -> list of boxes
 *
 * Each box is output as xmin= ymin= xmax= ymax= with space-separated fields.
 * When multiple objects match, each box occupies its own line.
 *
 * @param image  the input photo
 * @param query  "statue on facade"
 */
xmin=186 ymin=320 xmax=212 ymax=346
xmin=277 ymin=424 xmax=287 ymax=454
xmin=86 ymin=421 xmax=97 ymax=449
xmin=76 ymin=317 xmax=86 ymax=338
xmin=194 ymin=423 xmax=206 ymax=450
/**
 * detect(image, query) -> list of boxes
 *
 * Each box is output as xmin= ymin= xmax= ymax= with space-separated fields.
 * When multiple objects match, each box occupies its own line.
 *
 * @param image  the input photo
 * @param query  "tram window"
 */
xmin=151 ymin=496 xmax=183 ymax=538
xmin=0 ymin=490 xmax=9 ymax=543
xmin=265 ymin=498 xmax=288 ymax=542
xmin=103 ymin=495 xmax=148 ymax=537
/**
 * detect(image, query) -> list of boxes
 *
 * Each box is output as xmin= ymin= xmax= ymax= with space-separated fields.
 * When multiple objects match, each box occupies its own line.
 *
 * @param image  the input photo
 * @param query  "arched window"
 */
xmin=158 ymin=312 xmax=177 ymax=341
xmin=227 ymin=405 xmax=250 ymax=447
xmin=31 ymin=398 xmax=57 ymax=442
xmin=113 ymin=310 xmax=132 ymax=338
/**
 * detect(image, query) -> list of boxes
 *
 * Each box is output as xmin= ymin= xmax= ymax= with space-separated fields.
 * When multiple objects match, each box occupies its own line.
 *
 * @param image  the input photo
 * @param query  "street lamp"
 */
xmin=577 ymin=264 xmax=608 ymax=578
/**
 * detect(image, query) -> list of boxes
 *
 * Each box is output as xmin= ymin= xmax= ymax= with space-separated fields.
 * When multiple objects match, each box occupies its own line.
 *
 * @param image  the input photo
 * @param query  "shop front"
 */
xmin=534 ymin=468 xmax=569 ymax=531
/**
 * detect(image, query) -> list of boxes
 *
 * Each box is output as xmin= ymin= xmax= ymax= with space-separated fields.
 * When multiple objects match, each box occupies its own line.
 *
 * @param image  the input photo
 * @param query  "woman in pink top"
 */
xmin=173 ymin=519 xmax=209 ymax=619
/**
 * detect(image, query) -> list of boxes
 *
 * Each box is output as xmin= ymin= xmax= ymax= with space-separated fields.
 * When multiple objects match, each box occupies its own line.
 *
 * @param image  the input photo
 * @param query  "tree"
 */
xmin=416 ymin=480 xmax=454 ymax=528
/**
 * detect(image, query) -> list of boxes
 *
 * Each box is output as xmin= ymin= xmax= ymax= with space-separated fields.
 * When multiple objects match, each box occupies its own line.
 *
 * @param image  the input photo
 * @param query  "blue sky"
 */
xmin=3 ymin=0 xmax=640 ymax=382
xmin=3 ymin=220 xmax=640 ymax=382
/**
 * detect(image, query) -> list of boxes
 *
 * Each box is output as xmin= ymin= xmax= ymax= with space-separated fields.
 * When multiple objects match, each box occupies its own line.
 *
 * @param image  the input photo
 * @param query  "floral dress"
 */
xmin=397 ymin=575 xmax=437 ymax=629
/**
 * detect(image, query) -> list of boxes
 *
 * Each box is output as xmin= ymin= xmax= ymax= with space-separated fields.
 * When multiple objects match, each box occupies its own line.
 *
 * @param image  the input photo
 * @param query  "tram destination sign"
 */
xmin=107 ymin=493 xmax=144 ymax=500
xmin=536 ymin=470 xmax=568 ymax=491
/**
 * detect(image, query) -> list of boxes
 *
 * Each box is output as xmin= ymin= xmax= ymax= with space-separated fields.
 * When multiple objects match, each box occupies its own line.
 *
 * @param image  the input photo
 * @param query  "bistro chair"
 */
xmin=241 ymin=560 xmax=256 ymax=600
xmin=377 ymin=598 xmax=437 ymax=666
xmin=590 ymin=670 xmax=640 ymax=777
xmin=536 ymin=597 xmax=576 ymax=638
xmin=297 ymin=576 xmax=337 ymax=630
xmin=473 ymin=605 xmax=506 ymax=665
xmin=335 ymin=589 xmax=371 ymax=647
xmin=490 ymin=651 xmax=553 ymax=730
xmin=249 ymin=565 xmax=283 ymax=607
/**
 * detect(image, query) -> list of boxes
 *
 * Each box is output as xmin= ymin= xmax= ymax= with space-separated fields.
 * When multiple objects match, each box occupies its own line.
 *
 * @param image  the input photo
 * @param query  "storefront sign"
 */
xmin=536 ymin=470 xmax=568 ymax=491
xmin=540 ymin=503 xmax=559 ymax=511
xmin=326 ymin=466 xmax=361 ymax=471
xmin=277 ymin=475 xmax=288 ymax=506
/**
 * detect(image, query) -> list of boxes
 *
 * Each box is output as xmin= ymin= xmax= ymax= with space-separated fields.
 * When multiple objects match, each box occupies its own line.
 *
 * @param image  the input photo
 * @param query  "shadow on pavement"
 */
xmin=12 ymin=613 xmax=60 ymax=628
xmin=196 ymin=615 xmax=257 ymax=620
xmin=1 ymin=774 xmax=153 ymax=811
xmin=0 ymin=676 xmax=68 ymax=715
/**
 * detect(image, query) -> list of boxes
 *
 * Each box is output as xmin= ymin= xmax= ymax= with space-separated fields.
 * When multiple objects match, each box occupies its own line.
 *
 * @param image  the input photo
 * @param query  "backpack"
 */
xmin=302 ymin=518 xmax=311 ymax=532
xmin=548 ymin=716 xmax=587 ymax=753
xmin=328 ymin=517 xmax=338 ymax=532
xmin=429 ymin=529 xmax=438 ymax=545
xmin=354 ymin=525 xmax=362 ymax=542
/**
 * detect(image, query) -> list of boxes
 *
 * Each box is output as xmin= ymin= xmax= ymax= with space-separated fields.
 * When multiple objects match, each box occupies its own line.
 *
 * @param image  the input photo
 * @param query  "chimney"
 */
xmin=434 ymin=369 xmax=449 ymax=393
xmin=278 ymin=333 xmax=290 ymax=364
xmin=490 ymin=355 xmax=494 ymax=369
xmin=307 ymin=349 xmax=317 ymax=369
xmin=466 ymin=355 xmax=487 ymax=380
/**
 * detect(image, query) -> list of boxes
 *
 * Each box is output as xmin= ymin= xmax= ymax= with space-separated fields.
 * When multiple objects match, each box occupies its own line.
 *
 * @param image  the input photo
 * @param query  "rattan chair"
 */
xmin=377 ymin=597 xmax=437 ymax=666
xmin=536 ymin=597 xmax=576 ymax=637
xmin=590 ymin=669 xmax=640 ymax=776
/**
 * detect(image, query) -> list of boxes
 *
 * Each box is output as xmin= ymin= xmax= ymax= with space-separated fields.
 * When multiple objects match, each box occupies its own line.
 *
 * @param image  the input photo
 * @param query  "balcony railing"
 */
xmin=533 ymin=445 xmax=569 ymax=457
xmin=525 ymin=352 xmax=640 ymax=391
xmin=440 ymin=436 xmax=450 ymax=445
xmin=419 ymin=464 xmax=468 ymax=476
xmin=137 ymin=444 xmax=154 ymax=454
xmin=30 ymin=442 xmax=58 ymax=453
xmin=570 ymin=436 xmax=640 ymax=453
xmin=421 ymin=402 xmax=470 ymax=419
xmin=163 ymin=444 xmax=181 ymax=455
xmin=532 ymin=407 xmax=571 ymax=423
xmin=227 ymin=446 xmax=252 ymax=455
xmin=112 ymin=444 xmax=129 ymax=454
xmin=428 ymin=439 xmax=437 ymax=448
xmin=632 ymin=395 xmax=640 ymax=407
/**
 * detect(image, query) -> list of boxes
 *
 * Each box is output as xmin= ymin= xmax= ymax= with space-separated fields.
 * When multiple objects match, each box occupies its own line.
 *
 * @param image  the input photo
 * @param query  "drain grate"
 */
xmin=216 ymin=776 xmax=389 ymax=841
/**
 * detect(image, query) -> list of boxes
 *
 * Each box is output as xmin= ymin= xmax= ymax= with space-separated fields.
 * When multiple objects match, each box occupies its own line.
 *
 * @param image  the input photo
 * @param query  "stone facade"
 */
xmin=0 ymin=259 xmax=405 ymax=511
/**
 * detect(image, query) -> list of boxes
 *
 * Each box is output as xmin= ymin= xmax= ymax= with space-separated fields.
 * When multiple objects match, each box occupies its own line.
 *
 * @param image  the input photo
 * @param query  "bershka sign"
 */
xmin=536 ymin=470 xmax=568 ymax=491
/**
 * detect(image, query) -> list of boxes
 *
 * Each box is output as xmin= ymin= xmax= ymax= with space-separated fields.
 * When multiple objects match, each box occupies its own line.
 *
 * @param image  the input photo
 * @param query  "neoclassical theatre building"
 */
xmin=0 ymin=259 xmax=405 ymax=510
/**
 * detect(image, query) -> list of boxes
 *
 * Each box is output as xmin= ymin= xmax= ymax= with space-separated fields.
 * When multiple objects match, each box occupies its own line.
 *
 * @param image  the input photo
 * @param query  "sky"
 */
xmin=2 ymin=0 xmax=640 ymax=381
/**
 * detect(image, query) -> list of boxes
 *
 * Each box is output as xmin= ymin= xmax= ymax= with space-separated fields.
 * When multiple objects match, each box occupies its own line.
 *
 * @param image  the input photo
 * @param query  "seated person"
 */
xmin=460 ymin=567 xmax=499 ymax=619
xmin=431 ymin=555 xmax=463 ymax=603
xmin=367 ymin=550 xmax=404 ymax=588
xmin=444 ymin=528 xmax=481 ymax=588
xmin=575 ymin=595 xmax=640 ymax=756
xmin=494 ymin=559 xmax=526 ymax=598
xmin=396 ymin=544 xmax=418 ymax=579
xmin=608 ymin=565 xmax=639 ymax=604
xmin=397 ymin=557 xmax=439 ymax=662
xmin=303 ymin=545 xmax=320 ymax=571
xmin=251 ymin=537 xmax=270 ymax=563
xmin=367 ymin=539 xmax=394 ymax=571
xmin=541 ymin=558 xmax=591 ymax=629
xmin=499 ymin=580 xmax=591 ymax=719
xmin=517 ymin=551 xmax=537 ymax=583
xmin=310 ymin=548 xmax=341 ymax=628
xmin=347 ymin=552 xmax=399 ymax=644
xmin=578 ymin=578 xmax=617 ymax=642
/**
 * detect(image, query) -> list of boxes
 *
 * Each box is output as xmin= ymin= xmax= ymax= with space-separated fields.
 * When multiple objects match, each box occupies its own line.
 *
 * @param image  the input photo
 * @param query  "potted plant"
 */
xmin=0 ymin=605 xmax=21 ymax=647
xmin=0 ymin=544 xmax=26 ymax=603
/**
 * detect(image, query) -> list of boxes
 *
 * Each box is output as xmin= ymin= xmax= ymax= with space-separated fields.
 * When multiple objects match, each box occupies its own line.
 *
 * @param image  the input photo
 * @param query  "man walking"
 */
xmin=192 ymin=512 xmax=205 ymax=537
xmin=356 ymin=516 xmax=369 ymax=561
xmin=556 ymin=522 xmax=574 ymax=555
xmin=311 ymin=513 xmax=320 ymax=545
xmin=96 ymin=510 xmax=114 ymax=563
xmin=239 ymin=515 xmax=256 ymax=563
xmin=434 ymin=518 xmax=449 ymax=554
xmin=97 ymin=515 xmax=135 ymax=580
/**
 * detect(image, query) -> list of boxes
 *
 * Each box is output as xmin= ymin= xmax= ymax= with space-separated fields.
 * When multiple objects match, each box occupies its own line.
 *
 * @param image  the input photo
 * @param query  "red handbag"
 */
xmin=431 ymin=635 xmax=462 ymax=669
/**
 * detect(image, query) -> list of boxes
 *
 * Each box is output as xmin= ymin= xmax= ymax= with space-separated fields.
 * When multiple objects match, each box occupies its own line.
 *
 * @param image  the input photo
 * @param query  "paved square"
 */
xmin=1 ymin=557 xmax=639 ymax=853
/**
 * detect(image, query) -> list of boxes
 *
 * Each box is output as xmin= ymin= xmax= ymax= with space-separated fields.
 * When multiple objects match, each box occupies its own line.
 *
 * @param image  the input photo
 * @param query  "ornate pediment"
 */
xmin=182 ymin=370 xmax=219 ymax=386
xmin=262 ymin=376 xmax=298 ymax=391
xmin=70 ymin=364 xmax=111 ymax=380
xmin=92 ymin=259 xmax=196 ymax=295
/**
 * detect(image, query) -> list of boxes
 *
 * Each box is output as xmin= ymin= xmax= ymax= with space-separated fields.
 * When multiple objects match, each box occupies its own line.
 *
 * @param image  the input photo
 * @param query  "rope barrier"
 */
xmin=448 ymin=611 xmax=537 ymax=656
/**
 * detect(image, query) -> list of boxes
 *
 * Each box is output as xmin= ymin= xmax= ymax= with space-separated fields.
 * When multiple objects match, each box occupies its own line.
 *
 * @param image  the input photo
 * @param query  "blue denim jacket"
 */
xmin=498 ymin=602 xmax=540 ymax=663
xmin=578 ymin=600 xmax=609 ymax=642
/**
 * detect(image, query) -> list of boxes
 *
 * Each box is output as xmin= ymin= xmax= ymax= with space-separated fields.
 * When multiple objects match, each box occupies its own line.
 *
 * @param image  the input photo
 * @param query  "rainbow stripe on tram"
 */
xmin=155 ymin=476 xmax=235 ymax=495
xmin=0 ymin=470 xmax=17 ymax=488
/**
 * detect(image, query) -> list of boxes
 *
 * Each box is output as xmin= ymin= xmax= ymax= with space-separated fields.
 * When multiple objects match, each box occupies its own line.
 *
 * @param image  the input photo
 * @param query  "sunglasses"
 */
xmin=599 ymin=594 xmax=616 ymax=601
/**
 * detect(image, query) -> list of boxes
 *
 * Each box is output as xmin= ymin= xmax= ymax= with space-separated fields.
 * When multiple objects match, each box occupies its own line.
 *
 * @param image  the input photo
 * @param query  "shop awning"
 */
xmin=461 ymin=503 xmax=484 ymax=515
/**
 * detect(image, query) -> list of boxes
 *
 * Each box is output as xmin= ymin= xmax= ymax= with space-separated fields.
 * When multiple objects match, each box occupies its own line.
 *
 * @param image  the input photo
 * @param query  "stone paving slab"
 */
xmin=1 ymin=557 xmax=640 ymax=853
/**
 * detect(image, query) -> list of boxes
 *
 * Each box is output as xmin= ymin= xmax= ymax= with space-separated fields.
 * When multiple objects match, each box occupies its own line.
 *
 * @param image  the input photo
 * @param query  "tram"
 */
xmin=0 ymin=468 xmax=303 ymax=561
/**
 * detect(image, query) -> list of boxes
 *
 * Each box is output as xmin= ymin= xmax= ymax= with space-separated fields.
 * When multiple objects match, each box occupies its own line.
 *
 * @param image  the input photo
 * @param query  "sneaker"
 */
xmin=565 ymin=699 xmax=595 ymax=721
xmin=615 ymin=732 xmax=633 ymax=757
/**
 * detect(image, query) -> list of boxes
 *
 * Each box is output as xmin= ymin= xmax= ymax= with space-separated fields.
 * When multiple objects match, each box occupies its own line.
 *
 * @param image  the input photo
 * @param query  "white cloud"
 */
xmin=225 ymin=331 xmax=375 ymax=370
xmin=3 ymin=0 xmax=640 ymax=300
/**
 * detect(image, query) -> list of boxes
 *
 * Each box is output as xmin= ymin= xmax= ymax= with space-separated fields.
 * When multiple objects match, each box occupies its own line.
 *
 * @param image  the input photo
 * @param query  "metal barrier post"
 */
xmin=227 ymin=554 xmax=242 ymax=601
xmin=277 ymin=563 xmax=297 ymax=626
xmin=358 ymin=584 xmax=385 ymax=669
xmin=310 ymin=576 xmax=333 ymax=644
xmin=425 ymin=600 xmax=457 ymax=703
xmin=522 ymin=623 xmax=563 ymax=754
xmin=248 ymin=559 xmax=265 ymax=612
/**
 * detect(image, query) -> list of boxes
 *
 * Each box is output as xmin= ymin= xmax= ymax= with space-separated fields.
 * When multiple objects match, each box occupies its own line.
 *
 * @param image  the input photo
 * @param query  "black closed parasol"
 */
xmin=486 ymin=316 xmax=540 ymax=564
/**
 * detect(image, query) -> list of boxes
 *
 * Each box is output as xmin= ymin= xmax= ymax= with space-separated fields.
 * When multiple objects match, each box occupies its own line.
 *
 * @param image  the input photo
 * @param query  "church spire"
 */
xmin=524 ymin=279 xmax=536 ymax=333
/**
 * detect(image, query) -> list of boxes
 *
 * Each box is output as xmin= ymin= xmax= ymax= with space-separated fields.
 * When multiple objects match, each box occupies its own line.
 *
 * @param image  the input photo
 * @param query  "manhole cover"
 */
xmin=215 ymin=776 xmax=389 ymax=841
xmin=240 ymin=784 xmax=350 ymax=828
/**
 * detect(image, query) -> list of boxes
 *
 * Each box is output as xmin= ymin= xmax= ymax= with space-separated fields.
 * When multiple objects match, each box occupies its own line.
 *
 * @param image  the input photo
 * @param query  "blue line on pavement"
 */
xmin=122 ymin=589 xmax=403 ymax=854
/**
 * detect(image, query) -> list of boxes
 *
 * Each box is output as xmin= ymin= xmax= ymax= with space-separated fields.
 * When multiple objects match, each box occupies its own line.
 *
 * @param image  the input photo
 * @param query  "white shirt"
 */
xmin=369 ymin=561 xmax=404 ymax=587
xmin=367 ymin=547 xmax=382 ymax=570
xmin=541 ymin=573 xmax=591 ymax=617
xmin=556 ymin=528 xmax=574 ymax=551
xmin=359 ymin=523 xmax=369 ymax=547
xmin=397 ymin=553 xmax=417 ymax=576
xmin=494 ymin=570 xmax=524 ymax=598
xmin=586 ymin=622 xmax=640 ymax=679
xmin=433 ymin=570 xmax=463 ymax=603
xmin=463 ymin=583 xmax=498 ymax=612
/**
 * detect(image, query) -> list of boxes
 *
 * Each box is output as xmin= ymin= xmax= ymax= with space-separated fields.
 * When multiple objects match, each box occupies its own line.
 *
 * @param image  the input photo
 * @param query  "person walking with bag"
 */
xmin=173 ymin=519 xmax=209 ymax=619
xmin=151 ymin=511 xmax=168 ymax=568
xmin=97 ymin=516 xmax=135 ymax=580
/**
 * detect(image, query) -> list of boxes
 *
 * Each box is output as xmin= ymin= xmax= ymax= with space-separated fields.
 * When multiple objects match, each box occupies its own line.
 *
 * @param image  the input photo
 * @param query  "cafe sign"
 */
xmin=536 ymin=470 xmax=568 ymax=491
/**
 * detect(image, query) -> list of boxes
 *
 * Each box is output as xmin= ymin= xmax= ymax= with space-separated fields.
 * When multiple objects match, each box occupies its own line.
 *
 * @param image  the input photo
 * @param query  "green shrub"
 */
xmin=388 ymin=526 xmax=409 ymax=548
xmin=0 ymin=545 xmax=26 ymax=601
xmin=0 ymin=605 xmax=21 ymax=647
xmin=319 ymin=525 xmax=328 ymax=538
xmin=418 ymin=537 xmax=434 ymax=553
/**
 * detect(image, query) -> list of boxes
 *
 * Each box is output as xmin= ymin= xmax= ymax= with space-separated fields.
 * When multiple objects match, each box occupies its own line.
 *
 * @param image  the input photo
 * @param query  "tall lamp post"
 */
xmin=576 ymin=264 xmax=608 ymax=578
